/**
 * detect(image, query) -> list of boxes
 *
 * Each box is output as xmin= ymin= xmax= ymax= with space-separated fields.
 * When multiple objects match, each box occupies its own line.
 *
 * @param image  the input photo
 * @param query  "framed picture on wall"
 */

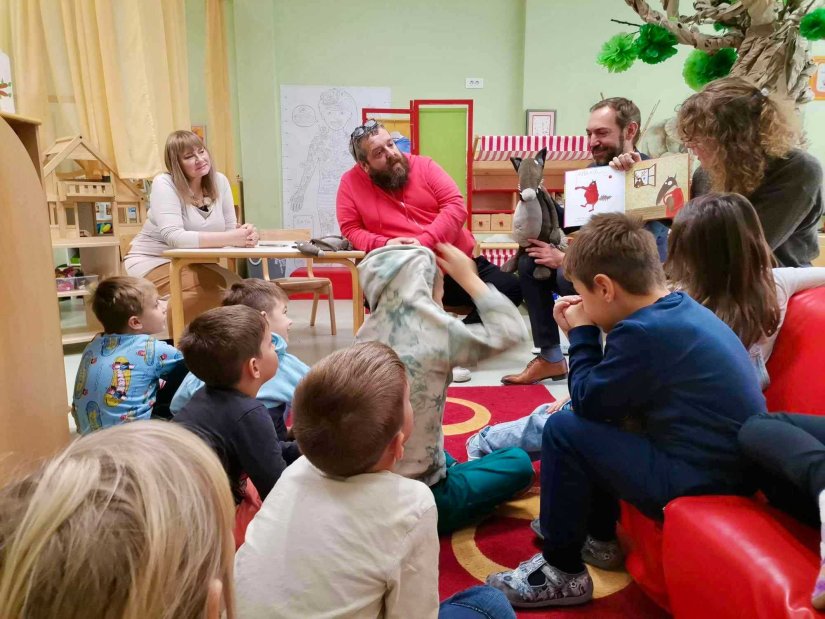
xmin=526 ymin=109 xmax=556 ymax=137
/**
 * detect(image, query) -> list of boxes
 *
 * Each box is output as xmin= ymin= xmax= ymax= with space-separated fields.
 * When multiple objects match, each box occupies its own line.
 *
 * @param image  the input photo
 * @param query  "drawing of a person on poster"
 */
xmin=288 ymin=88 xmax=358 ymax=235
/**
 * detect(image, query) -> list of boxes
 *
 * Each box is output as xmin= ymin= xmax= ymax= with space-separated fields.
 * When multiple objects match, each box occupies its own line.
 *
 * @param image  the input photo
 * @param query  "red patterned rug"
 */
xmin=439 ymin=385 xmax=670 ymax=618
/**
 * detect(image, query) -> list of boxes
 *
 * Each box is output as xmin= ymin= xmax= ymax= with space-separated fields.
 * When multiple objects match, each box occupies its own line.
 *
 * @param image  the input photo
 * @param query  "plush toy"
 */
xmin=500 ymin=147 xmax=566 ymax=280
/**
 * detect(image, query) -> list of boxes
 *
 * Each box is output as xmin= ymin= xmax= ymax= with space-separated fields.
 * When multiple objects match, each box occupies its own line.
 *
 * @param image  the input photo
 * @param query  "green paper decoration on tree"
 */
xmin=633 ymin=23 xmax=678 ymax=64
xmin=597 ymin=33 xmax=638 ymax=73
xmin=800 ymin=8 xmax=825 ymax=41
xmin=682 ymin=48 xmax=738 ymax=91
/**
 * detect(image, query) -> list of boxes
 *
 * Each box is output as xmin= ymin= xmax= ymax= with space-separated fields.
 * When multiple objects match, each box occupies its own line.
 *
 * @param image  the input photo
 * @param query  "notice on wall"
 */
xmin=280 ymin=85 xmax=391 ymax=239
xmin=0 ymin=51 xmax=15 ymax=114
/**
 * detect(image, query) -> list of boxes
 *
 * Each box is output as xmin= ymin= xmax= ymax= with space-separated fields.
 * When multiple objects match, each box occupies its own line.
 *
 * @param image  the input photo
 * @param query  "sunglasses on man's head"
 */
xmin=350 ymin=119 xmax=380 ymax=142
xmin=349 ymin=119 xmax=382 ymax=160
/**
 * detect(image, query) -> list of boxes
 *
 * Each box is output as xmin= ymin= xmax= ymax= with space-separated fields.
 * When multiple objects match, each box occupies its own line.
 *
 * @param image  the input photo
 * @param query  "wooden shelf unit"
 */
xmin=471 ymin=159 xmax=590 ymax=234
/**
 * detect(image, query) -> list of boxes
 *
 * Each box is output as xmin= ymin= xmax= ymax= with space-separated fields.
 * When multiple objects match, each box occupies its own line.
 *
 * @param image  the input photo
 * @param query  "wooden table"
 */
xmin=162 ymin=246 xmax=366 ymax=343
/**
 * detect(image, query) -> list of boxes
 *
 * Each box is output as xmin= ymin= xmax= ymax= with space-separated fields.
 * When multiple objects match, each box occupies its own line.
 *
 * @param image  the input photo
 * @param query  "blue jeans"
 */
xmin=468 ymin=401 xmax=574 ymax=460
xmin=439 ymin=585 xmax=516 ymax=618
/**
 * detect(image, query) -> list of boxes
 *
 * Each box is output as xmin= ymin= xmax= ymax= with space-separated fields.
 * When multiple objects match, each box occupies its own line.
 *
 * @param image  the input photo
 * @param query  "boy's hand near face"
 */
xmin=435 ymin=243 xmax=487 ymax=299
xmin=553 ymin=295 xmax=596 ymax=335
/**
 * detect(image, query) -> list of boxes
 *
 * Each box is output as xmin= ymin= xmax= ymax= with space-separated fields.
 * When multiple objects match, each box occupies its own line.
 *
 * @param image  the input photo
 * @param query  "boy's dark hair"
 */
xmin=590 ymin=97 xmax=642 ymax=147
xmin=222 ymin=279 xmax=288 ymax=314
xmin=564 ymin=213 xmax=665 ymax=294
xmin=91 ymin=276 xmax=157 ymax=333
xmin=178 ymin=305 xmax=268 ymax=388
xmin=292 ymin=342 xmax=406 ymax=477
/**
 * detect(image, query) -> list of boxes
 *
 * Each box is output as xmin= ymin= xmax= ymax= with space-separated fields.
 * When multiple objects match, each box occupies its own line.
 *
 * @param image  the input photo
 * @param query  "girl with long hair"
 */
xmin=666 ymin=192 xmax=825 ymax=388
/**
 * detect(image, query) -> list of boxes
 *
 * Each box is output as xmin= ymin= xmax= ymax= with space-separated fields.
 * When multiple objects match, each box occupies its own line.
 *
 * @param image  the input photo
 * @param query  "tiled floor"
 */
xmin=62 ymin=298 xmax=571 ymax=430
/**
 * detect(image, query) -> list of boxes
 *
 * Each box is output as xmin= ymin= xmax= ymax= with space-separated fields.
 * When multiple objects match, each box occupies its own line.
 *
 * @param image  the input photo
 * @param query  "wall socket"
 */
xmin=465 ymin=78 xmax=484 ymax=89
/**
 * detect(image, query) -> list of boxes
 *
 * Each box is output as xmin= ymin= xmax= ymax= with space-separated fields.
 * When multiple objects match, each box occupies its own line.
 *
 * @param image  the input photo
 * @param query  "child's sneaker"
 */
xmin=529 ymin=520 xmax=623 ymax=570
xmin=814 ymin=490 xmax=825 ymax=609
xmin=466 ymin=432 xmax=484 ymax=461
xmin=486 ymin=552 xmax=593 ymax=608
xmin=812 ymin=560 xmax=825 ymax=609
xmin=452 ymin=366 xmax=471 ymax=383
xmin=581 ymin=536 xmax=624 ymax=570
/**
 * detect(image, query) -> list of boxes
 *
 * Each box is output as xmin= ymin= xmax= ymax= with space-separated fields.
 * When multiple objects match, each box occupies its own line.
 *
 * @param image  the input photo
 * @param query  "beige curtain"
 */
xmin=7 ymin=0 xmax=190 ymax=178
xmin=205 ymin=0 xmax=236 ymax=185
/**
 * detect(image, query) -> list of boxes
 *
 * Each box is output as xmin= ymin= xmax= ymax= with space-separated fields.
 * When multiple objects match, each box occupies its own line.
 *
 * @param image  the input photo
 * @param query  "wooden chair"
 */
xmin=259 ymin=229 xmax=336 ymax=335
xmin=118 ymin=233 xmax=136 ymax=265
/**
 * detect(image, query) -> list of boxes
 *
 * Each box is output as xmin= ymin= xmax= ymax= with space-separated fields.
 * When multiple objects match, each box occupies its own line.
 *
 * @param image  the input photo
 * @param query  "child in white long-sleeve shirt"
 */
xmin=234 ymin=342 xmax=515 ymax=619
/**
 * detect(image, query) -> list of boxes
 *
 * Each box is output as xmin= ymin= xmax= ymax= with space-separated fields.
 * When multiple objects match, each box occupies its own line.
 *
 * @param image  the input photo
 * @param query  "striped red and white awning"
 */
xmin=474 ymin=135 xmax=591 ymax=162
xmin=480 ymin=247 xmax=518 ymax=268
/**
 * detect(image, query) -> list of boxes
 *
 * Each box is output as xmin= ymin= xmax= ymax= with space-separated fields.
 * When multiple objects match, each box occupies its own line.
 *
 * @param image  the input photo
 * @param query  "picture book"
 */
xmin=563 ymin=153 xmax=692 ymax=227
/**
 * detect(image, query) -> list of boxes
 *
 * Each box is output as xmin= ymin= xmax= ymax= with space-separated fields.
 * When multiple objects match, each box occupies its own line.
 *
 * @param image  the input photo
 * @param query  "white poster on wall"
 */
xmin=280 ymin=85 xmax=391 ymax=239
xmin=0 ymin=51 xmax=15 ymax=114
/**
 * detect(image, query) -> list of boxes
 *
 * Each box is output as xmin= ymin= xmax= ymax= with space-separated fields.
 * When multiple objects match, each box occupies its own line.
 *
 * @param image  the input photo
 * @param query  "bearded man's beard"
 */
xmin=590 ymin=144 xmax=623 ymax=166
xmin=369 ymin=155 xmax=410 ymax=190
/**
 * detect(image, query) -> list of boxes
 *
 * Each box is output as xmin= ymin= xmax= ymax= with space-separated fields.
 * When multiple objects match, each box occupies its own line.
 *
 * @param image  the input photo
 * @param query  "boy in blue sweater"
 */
xmin=487 ymin=213 xmax=766 ymax=609
xmin=171 ymin=280 xmax=309 ymax=442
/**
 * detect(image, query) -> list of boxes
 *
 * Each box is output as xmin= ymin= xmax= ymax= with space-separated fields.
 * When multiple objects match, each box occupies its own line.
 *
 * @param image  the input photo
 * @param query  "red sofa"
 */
xmin=620 ymin=287 xmax=825 ymax=618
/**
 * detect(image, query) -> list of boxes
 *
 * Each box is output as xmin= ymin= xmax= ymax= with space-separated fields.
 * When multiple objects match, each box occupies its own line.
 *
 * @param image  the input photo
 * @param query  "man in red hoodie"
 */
xmin=337 ymin=120 xmax=522 ymax=329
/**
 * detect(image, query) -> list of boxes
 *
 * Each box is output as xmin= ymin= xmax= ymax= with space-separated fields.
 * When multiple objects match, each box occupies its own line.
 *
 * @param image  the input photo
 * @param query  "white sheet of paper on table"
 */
xmin=563 ymin=166 xmax=626 ymax=228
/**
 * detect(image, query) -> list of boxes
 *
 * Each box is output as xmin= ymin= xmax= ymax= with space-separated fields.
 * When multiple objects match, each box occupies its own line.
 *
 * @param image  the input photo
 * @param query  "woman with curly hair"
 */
xmin=678 ymin=76 xmax=823 ymax=267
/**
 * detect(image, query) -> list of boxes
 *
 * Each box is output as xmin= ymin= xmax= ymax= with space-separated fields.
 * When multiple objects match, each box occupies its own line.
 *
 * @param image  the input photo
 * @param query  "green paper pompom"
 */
xmin=682 ymin=48 xmax=738 ymax=91
xmin=633 ymin=23 xmax=678 ymax=64
xmin=597 ymin=33 xmax=638 ymax=73
xmin=800 ymin=7 xmax=825 ymax=41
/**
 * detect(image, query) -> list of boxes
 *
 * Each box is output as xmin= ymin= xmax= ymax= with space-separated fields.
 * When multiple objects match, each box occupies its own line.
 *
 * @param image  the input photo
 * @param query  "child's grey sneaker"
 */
xmin=452 ymin=366 xmax=472 ymax=383
xmin=581 ymin=536 xmax=625 ymax=571
xmin=466 ymin=432 xmax=484 ymax=461
xmin=529 ymin=519 xmax=624 ymax=571
xmin=486 ymin=552 xmax=593 ymax=608
xmin=530 ymin=517 xmax=544 ymax=539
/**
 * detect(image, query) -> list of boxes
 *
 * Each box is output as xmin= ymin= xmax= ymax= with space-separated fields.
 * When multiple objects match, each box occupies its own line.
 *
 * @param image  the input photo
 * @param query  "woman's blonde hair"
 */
xmin=677 ymin=76 xmax=801 ymax=196
xmin=666 ymin=192 xmax=779 ymax=349
xmin=164 ymin=130 xmax=220 ymax=203
xmin=0 ymin=422 xmax=236 ymax=619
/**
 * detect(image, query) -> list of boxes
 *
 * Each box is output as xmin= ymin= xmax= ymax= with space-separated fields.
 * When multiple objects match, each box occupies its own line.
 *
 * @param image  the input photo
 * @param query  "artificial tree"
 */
xmin=599 ymin=0 xmax=825 ymax=102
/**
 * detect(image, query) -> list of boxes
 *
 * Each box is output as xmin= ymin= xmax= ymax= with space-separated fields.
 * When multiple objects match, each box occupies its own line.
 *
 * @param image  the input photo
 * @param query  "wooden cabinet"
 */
xmin=0 ymin=112 xmax=70 ymax=475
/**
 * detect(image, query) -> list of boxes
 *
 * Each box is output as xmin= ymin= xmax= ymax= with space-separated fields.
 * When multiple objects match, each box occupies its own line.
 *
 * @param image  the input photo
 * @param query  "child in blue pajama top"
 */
xmin=72 ymin=277 xmax=183 ymax=434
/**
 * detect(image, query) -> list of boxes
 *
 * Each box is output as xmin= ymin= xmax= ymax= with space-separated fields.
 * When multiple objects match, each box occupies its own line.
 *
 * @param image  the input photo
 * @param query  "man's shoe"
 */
xmin=486 ymin=552 xmax=593 ymax=608
xmin=501 ymin=357 xmax=567 ymax=385
xmin=452 ymin=366 xmax=472 ymax=383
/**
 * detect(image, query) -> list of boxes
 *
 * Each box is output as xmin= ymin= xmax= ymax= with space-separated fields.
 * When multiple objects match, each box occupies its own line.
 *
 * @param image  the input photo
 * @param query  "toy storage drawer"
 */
xmin=491 ymin=214 xmax=512 ymax=232
xmin=472 ymin=215 xmax=491 ymax=232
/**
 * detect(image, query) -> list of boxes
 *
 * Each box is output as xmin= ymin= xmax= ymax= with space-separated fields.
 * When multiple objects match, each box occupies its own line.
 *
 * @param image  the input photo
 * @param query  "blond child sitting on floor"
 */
xmin=0 ymin=422 xmax=237 ymax=618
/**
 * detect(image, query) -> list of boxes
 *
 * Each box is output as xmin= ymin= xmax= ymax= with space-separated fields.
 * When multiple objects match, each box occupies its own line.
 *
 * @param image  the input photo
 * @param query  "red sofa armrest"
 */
xmin=663 ymin=495 xmax=820 ymax=619
xmin=765 ymin=287 xmax=825 ymax=414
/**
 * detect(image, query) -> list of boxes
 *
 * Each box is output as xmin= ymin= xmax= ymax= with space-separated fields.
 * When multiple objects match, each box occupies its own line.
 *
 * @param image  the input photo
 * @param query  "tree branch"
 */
xmin=661 ymin=0 xmax=680 ymax=19
xmin=741 ymin=0 xmax=776 ymax=27
xmin=623 ymin=0 xmax=746 ymax=50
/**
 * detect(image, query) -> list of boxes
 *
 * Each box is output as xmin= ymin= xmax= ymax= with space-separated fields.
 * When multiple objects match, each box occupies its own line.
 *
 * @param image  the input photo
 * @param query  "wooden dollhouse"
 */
xmin=42 ymin=136 xmax=148 ymax=344
xmin=43 ymin=136 xmax=147 ymax=242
